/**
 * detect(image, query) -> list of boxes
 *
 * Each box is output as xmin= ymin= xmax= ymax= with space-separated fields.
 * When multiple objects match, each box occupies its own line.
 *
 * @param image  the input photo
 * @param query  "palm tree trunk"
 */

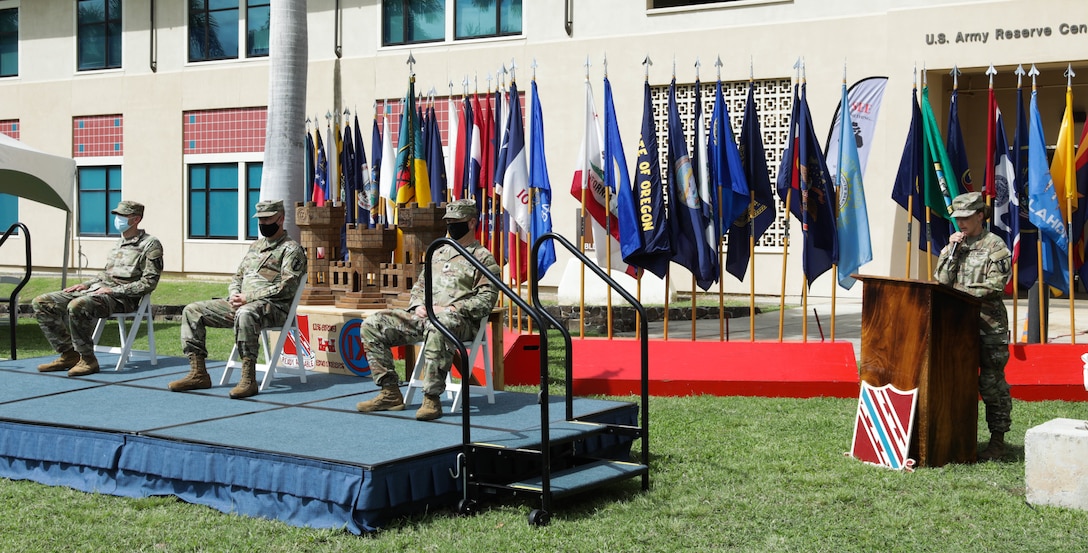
xmin=262 ymin=0 xmax=308 ymax=239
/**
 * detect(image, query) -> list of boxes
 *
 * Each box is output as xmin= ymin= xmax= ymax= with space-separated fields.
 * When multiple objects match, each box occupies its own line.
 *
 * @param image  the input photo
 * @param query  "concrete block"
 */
xmin=1026 ymin=417 xmax=1088 ymax=510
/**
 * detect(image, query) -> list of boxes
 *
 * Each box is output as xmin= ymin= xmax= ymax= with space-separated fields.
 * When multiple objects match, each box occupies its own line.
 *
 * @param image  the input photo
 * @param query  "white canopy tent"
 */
xmin=0 ymin=132 xmax=76 ymax=286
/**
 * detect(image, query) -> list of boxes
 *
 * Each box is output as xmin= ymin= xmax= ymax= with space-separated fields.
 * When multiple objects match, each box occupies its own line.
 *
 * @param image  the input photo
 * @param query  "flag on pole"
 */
xmin=1050 ymin=85 xmax=1076 ymax=223
xmin=725 ymin=81 xmax=775 ymax=281
xmin=920 ymin=85 xmax=960 ymax=225
xmin=667 ymin=79 xmax=718 ymax=290
xmin=369 ymin=115 xmax=382 ymax=225
xmin=709 ymin=79 xmax=750 ymax=242
xmin=501 ymin=81 xmax=530 ymax=234
xmin=1027 ymin=89 xmax=1070 ymax=294
xmin=464 ymin=96 xmax=475 ymax=197
xmin=620 ymin=80 xmax=671 ymax=279
xmin=890 ymin=89 xmax=921 ymax=217
xmin=945 ymin=89 xmax=974 ymax=193
xmin=468 ymin=94 xmax=484 ymax=198
xmin=412 ymin=104 xmax=432 ymax=206
xmin=603 ymin=75 xmax=638 ymax=270
xmin=457 ymin=96 xmax=473 ymax=199
xmin=329 ymin=122 xmax=340 ymax=203
xmin=342 ymin=121 xmax=357 ymax=223
xmin=1072 ymin=119 xmax=1088 ymax=287
xmin=494 ymin=84 xmax=509 ymax=195
xmin=380 ymin=106 xmax=396 ymax=222
xmin=777 ymin=81 xmax=802 ymax=221
xmin=833 ymin=77 xmax=872 ymax=289
xmin=394 ymin=85 xmax=416 ymax=205
xmin=340 ymin=120 xmax=357 ymax=260
xmin=305 ymin=129 xmax=315 ymax=205
xmin=494 ymin=96 xmax=508 ymax=197
xmin=692 ymin=78 xmax=718 ymax=257
xmin=991 ymin=106 xmax=1018 ymax=252
xmin=529 ymin=79 xmax=556 ymax=278
xmin=426 ymin=105 xmax=447 ymax=203
xmin=1012 ymin=82 xmax=1037 ymax=288
xmin=569 ymin=78 xmax=635 ymax=277
xmin=481 ymin=91 xmax=495 ymax=196
xmin=312 ymin=129 xmax=328 ymax=206
xmin=448 ymin=93 xmax=462 ymax=200
xmin=354 ymin=115 xmax=373 ymax=227
xmin=796 ymin=81 xmax=838 ymax=286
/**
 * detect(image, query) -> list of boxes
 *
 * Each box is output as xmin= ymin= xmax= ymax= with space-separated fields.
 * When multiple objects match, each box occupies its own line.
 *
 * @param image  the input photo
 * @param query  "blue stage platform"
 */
xmin=0 ymin=354 xmax=638 ymax=533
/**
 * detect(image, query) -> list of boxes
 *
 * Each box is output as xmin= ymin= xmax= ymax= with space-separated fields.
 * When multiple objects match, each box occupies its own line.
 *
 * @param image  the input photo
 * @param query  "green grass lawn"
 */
xmin=1 ymin=276 xmax=237 ymax=361
xmin=1 ymin=278 xmax=1087 ymax=551
xmin=0 ymin=397 xmax=1084 ymax=551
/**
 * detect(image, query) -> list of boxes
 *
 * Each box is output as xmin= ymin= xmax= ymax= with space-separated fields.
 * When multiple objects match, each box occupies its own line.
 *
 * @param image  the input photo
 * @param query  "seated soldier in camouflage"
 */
xmin=356 ymin=198 xmax=501 ymax=421
xmin=33 ymin=201 xmax=164 ymax=377
xmin=168 ymin=200 xmax=307 ymax=399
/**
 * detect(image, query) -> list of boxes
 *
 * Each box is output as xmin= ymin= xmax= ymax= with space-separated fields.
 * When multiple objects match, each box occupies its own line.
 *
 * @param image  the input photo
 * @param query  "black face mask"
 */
xmin=447 ymin=221 xmax=470 ymax=240
xmin=259 ymin=222 xmax=280 ymax=237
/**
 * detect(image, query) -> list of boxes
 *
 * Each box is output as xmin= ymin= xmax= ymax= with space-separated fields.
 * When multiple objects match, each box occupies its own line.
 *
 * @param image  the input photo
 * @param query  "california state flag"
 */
xmin=569 ymin=79 xmax=636 ymax=277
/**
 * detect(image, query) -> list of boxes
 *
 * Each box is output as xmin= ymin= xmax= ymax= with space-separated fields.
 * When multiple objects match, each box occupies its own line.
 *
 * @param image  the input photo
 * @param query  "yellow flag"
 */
xmin=1049 ymin=86 xmax=1075 ymax=221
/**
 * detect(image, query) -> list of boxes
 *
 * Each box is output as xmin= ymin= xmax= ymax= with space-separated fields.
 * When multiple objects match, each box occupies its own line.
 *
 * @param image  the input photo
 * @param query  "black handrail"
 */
xmin=421 ymin=237 xmax=549 ymax=505
xmin=530 ymin=232 xmax=650 ymax=491
xmin=0 ymin=223 xmax=31 ymax=360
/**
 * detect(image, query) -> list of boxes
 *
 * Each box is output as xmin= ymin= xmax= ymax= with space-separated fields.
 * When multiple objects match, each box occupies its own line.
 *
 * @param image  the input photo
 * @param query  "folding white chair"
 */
xmin=404 ymin=316 xmax=494 ymax=413
xmin=220 ymin=280 xmax=308 ymax=391
xmin=92 ymin=294 xmax=157 ymax=371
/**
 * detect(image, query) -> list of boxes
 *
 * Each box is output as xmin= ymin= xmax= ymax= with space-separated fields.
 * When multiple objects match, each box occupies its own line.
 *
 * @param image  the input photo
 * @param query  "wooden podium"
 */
xmin=856 ymin=275 xmax=981 ymax=467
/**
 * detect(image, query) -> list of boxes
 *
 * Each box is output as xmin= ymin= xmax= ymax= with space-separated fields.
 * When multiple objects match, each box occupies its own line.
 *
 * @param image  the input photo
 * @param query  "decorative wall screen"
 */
xmin=650 ymin=77 xmax=792 ymax=250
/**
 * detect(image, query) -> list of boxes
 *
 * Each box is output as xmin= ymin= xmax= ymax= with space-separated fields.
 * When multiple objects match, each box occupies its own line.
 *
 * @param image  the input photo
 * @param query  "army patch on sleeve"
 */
xmin=990 ymin=249 xmax=1011 ymax=274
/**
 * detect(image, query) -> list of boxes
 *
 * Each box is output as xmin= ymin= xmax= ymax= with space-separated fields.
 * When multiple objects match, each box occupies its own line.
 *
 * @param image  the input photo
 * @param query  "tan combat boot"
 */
xmin=168 ymin=355 xmax=212 ymax=392
xmin=67 ymin=353 xmax=100 ymax=377
xmin=356 ymin=382 xmax=405 ymax=412
xmin=228 ymin=358 xmax=259 ymax=399
xmin=37 ymin=350 xmax=80 ymax=373
xmin=415 ymin=394 xmax=443 ymax=421
xmin=978 ymin=432 xmax=1006 ymax=462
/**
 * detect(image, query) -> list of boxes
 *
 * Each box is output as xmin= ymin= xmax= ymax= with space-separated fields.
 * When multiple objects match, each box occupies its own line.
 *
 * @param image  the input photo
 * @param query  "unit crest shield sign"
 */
xmin=850 ymin=382 xmax=918 ymax=470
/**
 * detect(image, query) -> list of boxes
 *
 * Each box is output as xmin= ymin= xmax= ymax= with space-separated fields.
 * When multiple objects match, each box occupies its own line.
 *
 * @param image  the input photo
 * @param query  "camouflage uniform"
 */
xmin=361 ymin=237 xmax=500 ymax=396
xmin=181 ymin=233 xmax=307 ymax=360
xmin=934 ymin=199 xmax=1013 ymax=435
xmin=33 ymin=228 xmax=163 ymax=356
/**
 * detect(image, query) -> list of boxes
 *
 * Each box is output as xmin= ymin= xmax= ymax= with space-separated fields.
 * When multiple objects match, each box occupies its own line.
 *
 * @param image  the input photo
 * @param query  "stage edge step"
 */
xmin=469 ymin=420 xmax=625 ymax=452
xmin=505 ymin=459 xmax=648 ymax=498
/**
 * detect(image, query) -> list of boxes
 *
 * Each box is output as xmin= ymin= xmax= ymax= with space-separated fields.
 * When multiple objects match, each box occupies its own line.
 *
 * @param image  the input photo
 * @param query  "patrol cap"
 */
xmin=443 ymin=198 xmax=477 ymax=221
xmin=950 ymin=192 xmax=985 ymax=217
xmin=111 ymin=201 xmax=144 ymax=217
xmin=253 ymin=199 xmax=285 ymax=218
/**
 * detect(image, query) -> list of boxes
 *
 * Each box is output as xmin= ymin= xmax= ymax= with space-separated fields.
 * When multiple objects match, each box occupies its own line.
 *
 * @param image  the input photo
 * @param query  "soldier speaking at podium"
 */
xmin=934 ymin=192 xmax=1013 ymax=461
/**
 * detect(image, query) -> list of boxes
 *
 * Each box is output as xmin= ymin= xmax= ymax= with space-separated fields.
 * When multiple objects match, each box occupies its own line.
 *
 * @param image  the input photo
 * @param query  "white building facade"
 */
xmin=0 ymin=0 xmax=1085 ymax=298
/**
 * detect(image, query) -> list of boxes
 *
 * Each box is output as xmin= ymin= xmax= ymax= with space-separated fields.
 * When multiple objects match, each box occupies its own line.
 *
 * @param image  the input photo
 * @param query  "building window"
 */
xmin=0 ymin=194 xmax=17 ymax=231
xmin=246 ymin=0 xmax=270 ymax=57
xmin=455 ymin=0 xmax=521 ymax=40
xmin=0 ymin=6 xmax=17 ymax=77
xmin=77 ymin=0 xmax=122 ymax=71
xmin=188 ymin=161 xmax=263 ymax=239
xmin=78 ymin=166 xmax=122 ymax=237
xmin=189 ymin=0 xmax=239 ymax=62
xmin=245 ymin=162 xmax=262 ymax=239
xmin=382 ymin=0 xmax=445 ymax=46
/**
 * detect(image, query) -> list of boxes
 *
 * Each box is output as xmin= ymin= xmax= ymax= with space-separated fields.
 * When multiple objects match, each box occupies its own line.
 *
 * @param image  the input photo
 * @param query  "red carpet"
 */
xmin=500 ymin=333 xmax=1088 ymax=401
